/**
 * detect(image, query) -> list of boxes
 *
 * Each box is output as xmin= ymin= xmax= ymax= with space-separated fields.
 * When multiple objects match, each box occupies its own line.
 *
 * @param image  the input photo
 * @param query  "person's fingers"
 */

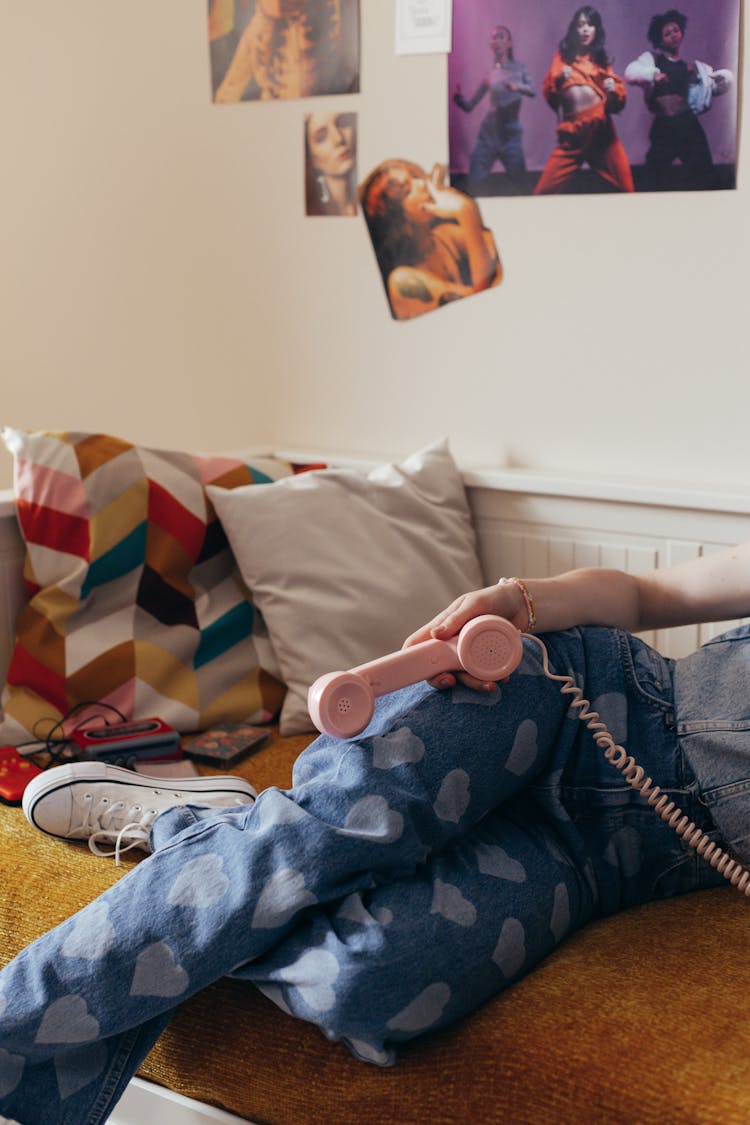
xmin=455 ymin=671 xmax=498 ymax=693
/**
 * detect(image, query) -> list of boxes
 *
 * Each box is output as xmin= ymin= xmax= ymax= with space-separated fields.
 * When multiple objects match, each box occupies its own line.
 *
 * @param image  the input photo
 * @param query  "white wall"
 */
xmin=1 ymin=1 xmax=747 ymax=491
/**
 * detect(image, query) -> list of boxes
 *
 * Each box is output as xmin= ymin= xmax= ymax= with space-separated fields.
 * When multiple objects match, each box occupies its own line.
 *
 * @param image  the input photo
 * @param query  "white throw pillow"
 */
xmin=207 ymin=440 xmax=483 ymax=735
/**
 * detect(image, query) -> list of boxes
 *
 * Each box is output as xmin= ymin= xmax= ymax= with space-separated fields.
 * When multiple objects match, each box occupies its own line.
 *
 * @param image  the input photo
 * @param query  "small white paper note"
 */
xmin=395 ymin=0 xmax=452 ymax=55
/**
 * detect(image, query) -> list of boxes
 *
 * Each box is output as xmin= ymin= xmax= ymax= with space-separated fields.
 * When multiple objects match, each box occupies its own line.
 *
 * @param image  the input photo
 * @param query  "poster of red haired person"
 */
xmin=359 ymin=160 xmax=503 ymax=321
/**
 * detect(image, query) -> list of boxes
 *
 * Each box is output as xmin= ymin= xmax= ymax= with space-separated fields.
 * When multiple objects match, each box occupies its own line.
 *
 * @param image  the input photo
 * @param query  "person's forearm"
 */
xmin=527 ymin=544 xmax=750 ymax=635
xmin=525 ymin=569 xmax=641 ymax=633
xmin=518 ymin=73 xmax=535 ymax=97
xmin=455 ymin=83 xmax=487 ymax=112
xmin=215 ymin=9 xmax=267 ymax=102
xmin=406 ymin=544 xmax=750 ymax=655
xmin=406 ymin=571 xmax=639 ymax=649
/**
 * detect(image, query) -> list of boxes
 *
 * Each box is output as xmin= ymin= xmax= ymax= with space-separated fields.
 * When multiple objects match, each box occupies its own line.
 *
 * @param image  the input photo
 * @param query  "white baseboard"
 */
xmin=109 ymin=1077 xmax=255 ymax=1125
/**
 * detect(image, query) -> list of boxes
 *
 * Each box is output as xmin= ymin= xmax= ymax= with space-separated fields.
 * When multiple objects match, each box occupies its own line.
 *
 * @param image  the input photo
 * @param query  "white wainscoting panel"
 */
xmin=468 ymin=482 xmax=748 ymax=660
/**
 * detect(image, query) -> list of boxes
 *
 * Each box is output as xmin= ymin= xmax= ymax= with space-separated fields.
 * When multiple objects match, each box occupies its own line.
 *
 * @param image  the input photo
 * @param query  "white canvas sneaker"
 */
xmin=22 ymin=762 xmax=257 ymax=862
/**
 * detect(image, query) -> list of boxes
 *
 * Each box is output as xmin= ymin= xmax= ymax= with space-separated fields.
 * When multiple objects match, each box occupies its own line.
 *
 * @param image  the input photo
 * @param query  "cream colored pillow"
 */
xmin=208 ymin=440 xmax=483 ymax=735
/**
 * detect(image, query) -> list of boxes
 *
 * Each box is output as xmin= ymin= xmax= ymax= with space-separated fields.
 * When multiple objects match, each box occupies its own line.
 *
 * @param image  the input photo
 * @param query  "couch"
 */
xmin=1 ymin=429 xmax=750 ymax=1125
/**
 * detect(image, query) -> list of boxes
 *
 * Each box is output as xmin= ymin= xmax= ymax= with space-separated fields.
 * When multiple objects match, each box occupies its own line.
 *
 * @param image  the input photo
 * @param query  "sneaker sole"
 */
xmin=22 ymin=762 xmax=257 ymax=838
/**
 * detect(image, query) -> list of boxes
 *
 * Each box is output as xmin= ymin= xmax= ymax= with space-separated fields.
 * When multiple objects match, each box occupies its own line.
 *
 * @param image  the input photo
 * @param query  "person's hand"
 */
xmin=421 ymin=165 xmax=479 ymax=225
xmin=603 ymin=77 xmax=615 ymax=93
xmin=559 ymin=65 xmax=573 ymax=84
xmin=503 ymin=80 xmax=518 ymax=92
xmin=402 ymin=583 xmax=527 ymax=692
xmin=653 ymin=69 xmax=668 ymax=85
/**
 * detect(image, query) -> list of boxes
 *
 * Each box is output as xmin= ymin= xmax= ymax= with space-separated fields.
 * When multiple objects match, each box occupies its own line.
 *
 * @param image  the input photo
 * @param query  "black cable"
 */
xmin=17 ymin=702 xmax=129 ymax=767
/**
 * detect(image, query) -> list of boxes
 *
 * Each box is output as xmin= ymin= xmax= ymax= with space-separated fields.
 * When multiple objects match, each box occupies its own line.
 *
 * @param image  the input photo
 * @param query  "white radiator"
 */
xmin=464 ymin=468 xmax=749 ymax=660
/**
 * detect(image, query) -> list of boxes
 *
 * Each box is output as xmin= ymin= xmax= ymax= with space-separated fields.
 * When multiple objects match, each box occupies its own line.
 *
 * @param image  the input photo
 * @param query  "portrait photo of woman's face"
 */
xmin=304 ymin=111 xmax=359 ymax=216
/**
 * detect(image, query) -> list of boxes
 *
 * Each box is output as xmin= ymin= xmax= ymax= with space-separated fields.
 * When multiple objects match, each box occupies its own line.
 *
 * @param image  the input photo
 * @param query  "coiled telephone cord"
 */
xmin=527 ymin=633 xmax=750 ymax=898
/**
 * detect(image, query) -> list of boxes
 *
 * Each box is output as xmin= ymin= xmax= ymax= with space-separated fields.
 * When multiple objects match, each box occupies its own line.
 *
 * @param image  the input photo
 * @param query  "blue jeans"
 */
xmin=675 ymin=622 xmax=750 ymax=865
xmin=0 ymin=627 xmax=729 ymax=1124
xmin=469 ymin=113 xmax=526 ymax=188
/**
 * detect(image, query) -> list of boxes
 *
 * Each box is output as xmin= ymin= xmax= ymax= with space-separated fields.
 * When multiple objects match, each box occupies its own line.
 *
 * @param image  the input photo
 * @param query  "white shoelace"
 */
xmin=72 ymin=791 xmax=162 ymax=865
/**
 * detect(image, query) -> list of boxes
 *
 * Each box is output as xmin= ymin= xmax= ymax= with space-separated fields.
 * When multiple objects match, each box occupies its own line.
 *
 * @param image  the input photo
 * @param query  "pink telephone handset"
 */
xmin=308 ymin=615 xmax=523 ymax=739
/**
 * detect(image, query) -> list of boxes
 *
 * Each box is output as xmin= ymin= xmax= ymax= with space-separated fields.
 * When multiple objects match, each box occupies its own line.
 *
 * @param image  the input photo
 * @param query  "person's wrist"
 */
xmin=497 ymin=577 xmax=536 ymax=632
xmin=457 ymin=202 xmax=482 ymax=229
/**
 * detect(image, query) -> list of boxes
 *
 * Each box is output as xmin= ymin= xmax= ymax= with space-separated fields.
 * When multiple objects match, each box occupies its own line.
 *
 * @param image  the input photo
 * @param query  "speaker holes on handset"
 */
xmin=474 ymin=634 xmax=507 ymax=666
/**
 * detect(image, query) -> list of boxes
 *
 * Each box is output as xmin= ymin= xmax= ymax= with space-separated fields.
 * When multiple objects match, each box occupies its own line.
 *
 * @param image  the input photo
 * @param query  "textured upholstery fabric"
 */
xmin=2 ymin=729 xmax=750 ymax=1124
xmin=0 ymin=429 xmax=295 ymax=742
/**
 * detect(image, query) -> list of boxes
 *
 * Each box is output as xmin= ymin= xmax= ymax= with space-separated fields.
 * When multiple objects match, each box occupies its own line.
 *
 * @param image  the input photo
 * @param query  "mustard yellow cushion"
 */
xmin=3 ymin=731 xmax=750 ymax=1124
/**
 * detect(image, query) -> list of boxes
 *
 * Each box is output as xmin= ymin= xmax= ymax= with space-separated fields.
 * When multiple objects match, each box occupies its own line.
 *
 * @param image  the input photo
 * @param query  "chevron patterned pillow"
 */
xmin=0 ymin=428 xmax=299 ymax=745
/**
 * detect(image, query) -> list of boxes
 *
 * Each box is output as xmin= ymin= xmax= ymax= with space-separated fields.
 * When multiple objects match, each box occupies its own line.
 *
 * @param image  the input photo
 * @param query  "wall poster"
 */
xmin=305 ymin=112 xmax=359 ymax=216
xmin=395 ymin=0 xmax=453 ymax=55
xmin=208 ymin=1 xmax=360 ymax=102
xmin=449 ymin=1 xmax=740 ymax=195
xmin=359 ymin=159 xmax=503 ymax=321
